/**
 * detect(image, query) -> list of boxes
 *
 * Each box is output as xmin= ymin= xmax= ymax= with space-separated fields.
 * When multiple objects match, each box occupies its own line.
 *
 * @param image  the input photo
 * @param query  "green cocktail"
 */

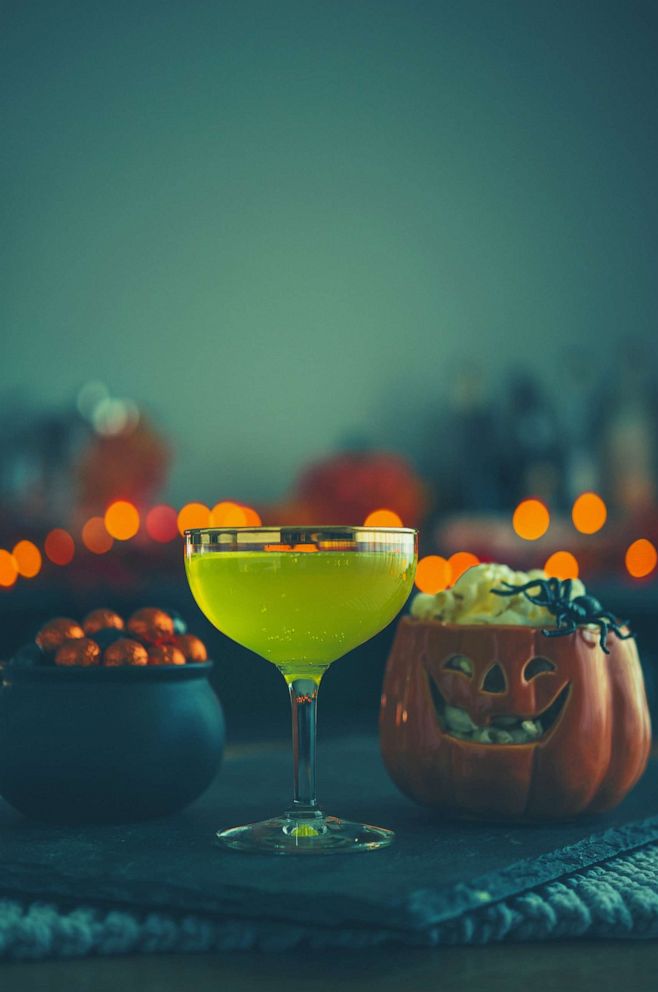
xmin=186 ymin=549 xmax=414 ymax=678
xmin=184 ymin=526 xmax=417 ymax=854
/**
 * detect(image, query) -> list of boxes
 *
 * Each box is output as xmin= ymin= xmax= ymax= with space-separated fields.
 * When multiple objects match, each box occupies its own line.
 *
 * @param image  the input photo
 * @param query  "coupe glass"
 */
xmin=185 ymin=525 xmax=417 ymax=854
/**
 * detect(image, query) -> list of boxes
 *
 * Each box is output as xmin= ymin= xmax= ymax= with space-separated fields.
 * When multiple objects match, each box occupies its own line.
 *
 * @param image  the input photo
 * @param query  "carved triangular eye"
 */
xmin=524 ymin=657 xmax=556 ymax=680
xmin=443 ymin=655 xmax=473 ymax=677
xmin=482 ymin=663 xmax=506 ymax=693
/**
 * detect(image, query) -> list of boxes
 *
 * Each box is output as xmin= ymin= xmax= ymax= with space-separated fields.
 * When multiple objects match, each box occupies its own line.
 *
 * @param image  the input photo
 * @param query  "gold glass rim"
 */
xmin=184 ymin=525 xmax=418 ymax=537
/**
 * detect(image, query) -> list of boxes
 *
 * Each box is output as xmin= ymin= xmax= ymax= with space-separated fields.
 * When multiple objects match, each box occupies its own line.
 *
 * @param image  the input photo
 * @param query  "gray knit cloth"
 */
xmin=2 ymin=843 xmax=658 ymax=960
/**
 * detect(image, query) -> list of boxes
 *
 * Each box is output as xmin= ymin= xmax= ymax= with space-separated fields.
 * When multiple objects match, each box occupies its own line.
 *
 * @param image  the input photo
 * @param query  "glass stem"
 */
xmin=286 ymin=676 xmax=322 ymax=815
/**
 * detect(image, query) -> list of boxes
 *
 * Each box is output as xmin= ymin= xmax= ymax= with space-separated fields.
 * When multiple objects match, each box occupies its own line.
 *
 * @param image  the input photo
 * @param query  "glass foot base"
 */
xmin=216 ymin=813 xmax=395 ymax=855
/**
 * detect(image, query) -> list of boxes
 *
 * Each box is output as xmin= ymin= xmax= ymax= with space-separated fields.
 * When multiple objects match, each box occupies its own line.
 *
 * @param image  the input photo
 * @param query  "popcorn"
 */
xmin=441 ymin=703 xmax=547 ymax=745
xmin=410 ymin=563 xmax=586 ymax=627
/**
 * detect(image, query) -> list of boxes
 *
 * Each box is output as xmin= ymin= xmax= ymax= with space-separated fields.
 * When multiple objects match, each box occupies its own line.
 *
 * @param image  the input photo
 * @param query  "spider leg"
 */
xmin=513 ymin=580 xmax=548 ymax=593
xmin=492 ymin=580 xmax=547 ymax=599
xmin=553 ymin=608 xmax=574 ymax=627
xmin=547 ymin=578 xmax=562 ymax=598
xmin=522 ymin=591 xmax=554 ymax=607
xmin=594 ymin=612 xmax=635 ymax=641
xmin=561 ymin=579 xmax=573 ymax=600
xmin=609 ymin=622 xmax=635 ymax=642
xmin=542 ymin=619 xmax=577 ymax=638
xmin=591 ymin=618 xmax=610 ymax=654
xmin=492 ymin=580 xmax=557 ymax=611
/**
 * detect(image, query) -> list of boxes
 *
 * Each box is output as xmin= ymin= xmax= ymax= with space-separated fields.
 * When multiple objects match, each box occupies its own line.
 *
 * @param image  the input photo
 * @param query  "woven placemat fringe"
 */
xmin=4 ymin=842 xmax=658 ymax=960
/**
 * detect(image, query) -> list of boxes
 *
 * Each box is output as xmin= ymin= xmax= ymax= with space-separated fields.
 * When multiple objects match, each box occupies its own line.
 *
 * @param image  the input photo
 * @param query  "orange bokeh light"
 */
xmin=12 ymin=540 xmax=42 ymax=579
xmin=104 ymin=500 xmax=140 ymax=541
xmin=211 ymin=501 xmax=248 ymax=527
xmin=82 ymin=517 xmax=114 ymax=554
xmin=0 ymin=550 xmax=18 ymax=588
xmin=415 ymin=555 xmax=451 ymax=594
xmin=177 ymin=502 xmax=211 ymax=535
xmin=572 ymin=492 xmax=607 ymax=535
xmin=544 ymin=550 xmax=580 ymax=581
xmin=364 ymin=509 xmax=404 ymax=527
xmin=44 ymin=529 xmax=75 ymax=566
xmin=241 ymin=506 xmax=263 ymax=526
xmin=448 ymin=551 xmax=480 ymax=584
xmin=146 ymin=505 xmax=179 ymax=543
xmin=625 ymin=539 xmax=658 ymax=579
xmin=512 ymin=499 xmax=550 ymax=541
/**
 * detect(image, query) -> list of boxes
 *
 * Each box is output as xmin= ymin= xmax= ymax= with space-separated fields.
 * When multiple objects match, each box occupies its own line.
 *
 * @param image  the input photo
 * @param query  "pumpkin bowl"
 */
xmin=0 ymin=661 xmax=225 ymax=824
xmin=379 ymin=617 xmax=651 ymax=821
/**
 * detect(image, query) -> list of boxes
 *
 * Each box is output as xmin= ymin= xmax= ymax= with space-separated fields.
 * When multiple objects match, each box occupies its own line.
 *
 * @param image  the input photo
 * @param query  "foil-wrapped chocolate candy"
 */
xmin=36 ymin=618 xmax=85 ymax=653
xmin=127 ymin=608 xmax=175 ymax=646
xmin=83 ymin=608 xmax=124 ymax=635
xmin=148 ymin=644 xmax=186 ymax=666
xmin=172 ymin=634 xmax=207 ymax=662
xmin=55 ymin=637 xmax=101 ymax=668
xmin=103 ymin=638 xmax=149 ymax=667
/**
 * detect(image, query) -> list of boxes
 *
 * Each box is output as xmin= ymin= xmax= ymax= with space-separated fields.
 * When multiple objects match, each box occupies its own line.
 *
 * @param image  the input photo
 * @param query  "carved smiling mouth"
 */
xmin=429 ymin=680 xmax=570 ymax=745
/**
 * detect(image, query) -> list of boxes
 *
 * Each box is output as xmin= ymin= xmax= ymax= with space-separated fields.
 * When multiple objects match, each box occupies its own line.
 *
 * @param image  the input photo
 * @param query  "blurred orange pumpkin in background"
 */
xmin=275 ymin=451 xmax=429 ymax=527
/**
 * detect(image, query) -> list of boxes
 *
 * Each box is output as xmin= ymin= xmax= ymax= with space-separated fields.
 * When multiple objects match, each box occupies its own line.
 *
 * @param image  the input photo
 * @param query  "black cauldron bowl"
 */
xmin=0 ymin=661 xmax=225 ymax=824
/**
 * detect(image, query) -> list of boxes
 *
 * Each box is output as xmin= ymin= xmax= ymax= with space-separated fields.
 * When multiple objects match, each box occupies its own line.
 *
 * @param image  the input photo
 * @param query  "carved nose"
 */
xmin=482 ymin=664 xmax=506 ymax=693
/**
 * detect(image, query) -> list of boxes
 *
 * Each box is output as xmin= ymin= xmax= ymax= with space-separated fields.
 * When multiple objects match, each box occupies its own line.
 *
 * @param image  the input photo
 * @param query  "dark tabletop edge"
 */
xmin=402 ymin=815 xmax=658 ymax=928
xmin=2 ymin=815 xmax=658 ymax=934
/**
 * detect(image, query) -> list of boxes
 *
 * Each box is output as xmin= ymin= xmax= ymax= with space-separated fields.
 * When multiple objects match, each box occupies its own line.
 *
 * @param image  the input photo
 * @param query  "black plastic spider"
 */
xmin=491 ymin=577 xmax=634 ymax=654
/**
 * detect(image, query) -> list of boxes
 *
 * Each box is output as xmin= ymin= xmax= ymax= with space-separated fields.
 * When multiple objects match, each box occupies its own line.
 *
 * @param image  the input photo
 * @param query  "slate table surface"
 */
xmin=1 ymin=736 xmax=658 ymax=937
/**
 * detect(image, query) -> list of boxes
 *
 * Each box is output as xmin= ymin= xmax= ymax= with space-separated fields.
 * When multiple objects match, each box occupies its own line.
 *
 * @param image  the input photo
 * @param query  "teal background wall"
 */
xmin=2 ymin=0 xmax=657 ymax=504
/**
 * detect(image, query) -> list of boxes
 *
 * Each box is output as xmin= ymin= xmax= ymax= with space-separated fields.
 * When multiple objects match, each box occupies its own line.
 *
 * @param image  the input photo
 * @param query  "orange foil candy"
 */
xmin=55 ymin=637 xmax=101 ymax=667
xmin=83 ymin=608 xmax=124 ymax=635
xmin=172 ymin=634 xmax=207 ymax=662
xmin=148 ymin=644 xmax=186 ymax=666
xmin=127 ymin=608 xmax=175 ymax=645
xmin=104 ymin=638 xmax=149 ymax=667
xmin=36 ymin=618 xmax=85 ymax=653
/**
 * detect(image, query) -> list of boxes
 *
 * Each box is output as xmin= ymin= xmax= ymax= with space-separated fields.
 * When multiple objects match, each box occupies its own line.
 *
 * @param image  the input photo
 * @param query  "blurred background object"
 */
xmin=2 ymin=0 xmax=657 ymax=735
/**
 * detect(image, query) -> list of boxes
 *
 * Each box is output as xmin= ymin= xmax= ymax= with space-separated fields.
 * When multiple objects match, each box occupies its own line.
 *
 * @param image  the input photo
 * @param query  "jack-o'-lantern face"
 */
xmin=427 ymin=626 xmax=571 ymax=747
xmin=380 ymin=619 xmax=651 ymax=820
